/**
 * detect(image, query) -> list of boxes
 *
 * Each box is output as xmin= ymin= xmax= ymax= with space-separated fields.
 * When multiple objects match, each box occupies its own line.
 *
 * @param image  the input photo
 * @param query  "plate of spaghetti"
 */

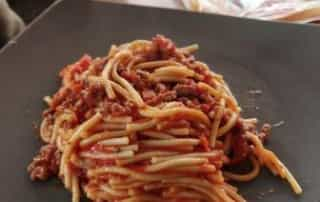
xmin=27 ymin=35 xmax=302 ymax=202
xmin=2 ymin=1 xmax=320 ymax=202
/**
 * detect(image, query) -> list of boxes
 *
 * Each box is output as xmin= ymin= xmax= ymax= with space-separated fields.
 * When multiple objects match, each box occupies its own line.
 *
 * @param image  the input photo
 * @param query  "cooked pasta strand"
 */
xmin=140 ymin=107 xmax=210 ymax=126
xmin=79 ymin=130 xmax=128 ymax=148
xmin=134 ymin=60 xmax=180 ymax=69
xmin=141 ymin=130 xmax=175 ymax=139
xmin=140 ymin=139 xmax=200 ymax=147
xmin=116 ymin=151 xmax=177 ymax=166
xmin=145 ymin=158 xmax=208 ymax=172
xmin=210 ymin=98 xmax=226 ymax=147
xmin=80 ymin=150 xmax=134 ymax=159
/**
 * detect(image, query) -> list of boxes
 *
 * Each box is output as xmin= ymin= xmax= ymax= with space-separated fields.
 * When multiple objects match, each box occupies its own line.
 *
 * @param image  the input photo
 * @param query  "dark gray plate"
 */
xmin=0 ymin=0 xmax=319 ymax=201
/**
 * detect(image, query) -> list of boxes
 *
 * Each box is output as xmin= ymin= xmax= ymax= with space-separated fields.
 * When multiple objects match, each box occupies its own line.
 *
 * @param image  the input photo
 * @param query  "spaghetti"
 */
xmin=28 ymin=35 xmax=302 ymax=202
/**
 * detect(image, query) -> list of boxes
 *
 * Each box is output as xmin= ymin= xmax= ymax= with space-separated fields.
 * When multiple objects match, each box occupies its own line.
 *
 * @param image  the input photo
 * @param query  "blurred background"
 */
xmin=1 ymin=0 xmax=320 ymax=49
xmin=8 ymin=0 xmax=55 ymax=23
xmin=0 ymin=0 xmax=55 ymax=48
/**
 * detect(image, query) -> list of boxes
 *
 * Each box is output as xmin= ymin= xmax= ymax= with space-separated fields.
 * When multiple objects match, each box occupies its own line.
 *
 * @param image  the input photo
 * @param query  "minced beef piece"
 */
xmin=145 ymin=90 xmax=177 ymax=105
xmin=152 ymin=34 xmax=196 ymax=65
xmin=28 ymin=144 xmax=61 ymax=181
xmin=174 ymin=83 xmax=199 ymax=97
xmin=229 ymin=134 xmax=250 ymax=165
xmin=155 ymin=83 xmax=168 ymax=93
xmin=152 ymin=34 xmax=176 ymax=59
xmin=120 ymin=70 xmax=150 ymax=90
xmin=104 ymin=101 xmax=130 ymax=116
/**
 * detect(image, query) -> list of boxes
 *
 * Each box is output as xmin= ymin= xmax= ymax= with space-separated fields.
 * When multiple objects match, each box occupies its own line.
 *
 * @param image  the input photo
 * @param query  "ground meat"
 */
xmin=120 ymin=70 xmax=150 ymax=90
xmin=50 ymin=87 xmax=72 ymax=109
xmin=199 ymin=93 xmax=215 ymax=104
xmin=155 ymin=83 xmax=167 ymax=93
xmin=106 ymin=102 xmax=130 ymax=116
xmin=229 ymin=134 xmax=250 ymax=165
xmin=199 ymin=98 xmax=216 ymax=114
xmin=70 ymin=99 xmax=88 ymax=121
xmin=177 ymin=97 xmax=201 ymax=109
xmin=103 ymin=100 xmax=138 ymax=117
xmin=145 ymin=90 xmax=177 ymax=105
xmin=152 ymin=35 xmax=197 ymax=66
xmin=59 ymin=55 xmax=92 ymax=86
xmin=53 ymin=82 xmax=105 ymax=121
xmin=50 ymin=80 xmax=86 ymax=111
xmin=82 ymin=84 xmax=105 ymax=108
xmin=28 ymin=144 xmax=61 ymax=181
xmin=161 ymin=91 xmax=177 ymax=102
xmin=152 ymin=34 xmax=177 ymax=59
xmin=174 ymin=83 xmax=199 ymax=97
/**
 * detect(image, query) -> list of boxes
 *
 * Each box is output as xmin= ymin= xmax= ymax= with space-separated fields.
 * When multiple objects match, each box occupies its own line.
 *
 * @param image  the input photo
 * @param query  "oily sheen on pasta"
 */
xmin=28 ymin=35 xmax=302 ymax=202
